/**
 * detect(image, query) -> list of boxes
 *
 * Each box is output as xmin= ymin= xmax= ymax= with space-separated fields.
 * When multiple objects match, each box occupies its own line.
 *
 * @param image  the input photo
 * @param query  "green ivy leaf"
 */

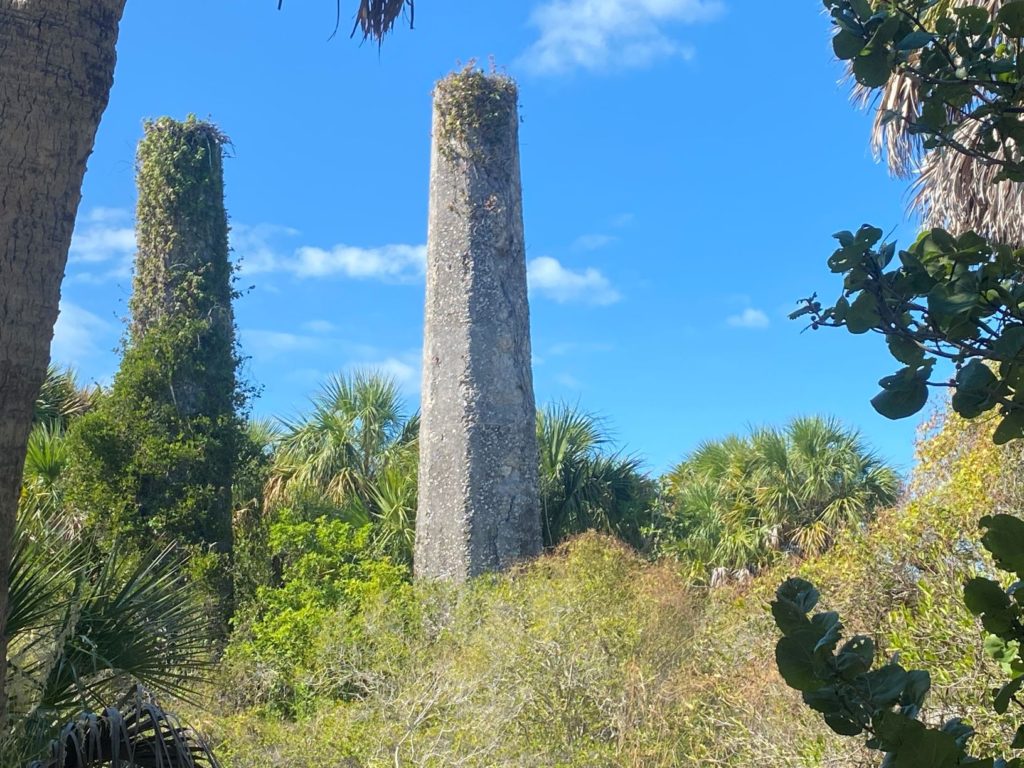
xmin=771 ymin=597 xmax=811 ymax=636
xmin=853 ymin=47 xmax=893 ymax=87
xmin=896 ymin=30 xmax=932 ymax=50
xmin=964 ymin=577 xmax=1015 ymax=634
xmin=995 ymin=407 xmax=1024 ymax=445
xmin=965 ymin=577 xmax=1012 ymax=616
xmin=893 ymin=725 xmax=962 ymax=768
xmin=887 ymin=335 xmax=926 ymax=367
xmin=1012 ymin=724 xmax=1024 ymax=749
xmin=776 ymin=634 xmax=826 ymax=692
xmin=994 ymin=326 xmax=1024 ymax=361
xmin=847 ymin=292 xmax=882 ymax=334
xmin=824 ymin=711 xmax=865 ymax=736
xmin=901 ymin=669 xmax=931 ymax=710
xmin=864 ymin=663 xmax=908 ymax=707
xmin=952 ymin=361 xmax=1000 ymax=419
xmin=776 ymin=578 xmax=820 ymax=614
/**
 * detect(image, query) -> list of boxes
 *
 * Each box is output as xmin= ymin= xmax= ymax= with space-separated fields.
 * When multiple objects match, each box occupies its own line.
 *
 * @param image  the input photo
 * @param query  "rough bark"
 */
xmin=0 ymin=0 xmax=126 ymax=721
xmin=415 ymin=72 xmax=542 ymax=582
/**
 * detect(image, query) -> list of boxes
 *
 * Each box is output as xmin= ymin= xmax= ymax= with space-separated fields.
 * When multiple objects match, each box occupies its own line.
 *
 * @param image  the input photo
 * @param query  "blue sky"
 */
xmin=59 ymin=0 xmax=933 ymax=477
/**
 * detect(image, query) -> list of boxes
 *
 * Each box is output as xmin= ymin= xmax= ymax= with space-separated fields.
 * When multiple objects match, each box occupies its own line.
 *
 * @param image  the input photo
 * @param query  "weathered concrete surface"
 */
xmin=415 ymin=72 xmax=542 ymax=582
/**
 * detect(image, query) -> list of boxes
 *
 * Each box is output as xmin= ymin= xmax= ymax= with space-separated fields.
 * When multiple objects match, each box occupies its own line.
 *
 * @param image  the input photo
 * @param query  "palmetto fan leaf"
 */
xmin=33 ymin=366 xmax=96 ymax=433
xmin=28 ymin=686 xmax=218 ymax=768
xmin=266 ymin=372 xmax=419 ymax=561
xmin=268 ymin=371 xmax=413 ymax=508
xmin=660 ymin=416 xmax=899 ymax=580
xmin=10 ymin=542 xmax=214 ymax=756
xmin=536 ymin=404 xmax=654 ymax=548
xmin=364 ymin=452 xmax=418 ymax=565
xmin=21 ymin=424 xmax=71 ymax=514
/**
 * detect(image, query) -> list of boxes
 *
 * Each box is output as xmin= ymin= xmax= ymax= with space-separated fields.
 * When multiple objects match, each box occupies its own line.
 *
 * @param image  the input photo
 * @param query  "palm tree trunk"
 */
xmin=0 ymin=0 xmax=126 ymax=724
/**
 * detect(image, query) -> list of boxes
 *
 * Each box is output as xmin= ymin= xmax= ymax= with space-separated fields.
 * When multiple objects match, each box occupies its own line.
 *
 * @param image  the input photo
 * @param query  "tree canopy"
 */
xmin=795 ymin=0 xmax=1024 ymax=443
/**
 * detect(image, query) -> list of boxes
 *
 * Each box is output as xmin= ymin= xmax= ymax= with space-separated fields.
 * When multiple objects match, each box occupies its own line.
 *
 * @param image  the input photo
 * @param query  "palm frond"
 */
xmin=351 ymin=0 xmax=414 ymax=43
xmin=33 ymin=367 xmax=96 ymax=431
xmin=661 ymin=416 xmax=900 ymax=578
xmin=536 ymin=403 xmax=653 ymax=548
xmin=15 ymin=544 xmax=214 ymax=733
xmin=28 ymin=685 xmax=218 ymax=768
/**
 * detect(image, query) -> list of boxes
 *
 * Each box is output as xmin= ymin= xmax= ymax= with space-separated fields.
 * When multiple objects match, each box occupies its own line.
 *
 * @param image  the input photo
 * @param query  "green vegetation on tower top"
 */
xmin=434 ymin=65 xmax=518 ymax=162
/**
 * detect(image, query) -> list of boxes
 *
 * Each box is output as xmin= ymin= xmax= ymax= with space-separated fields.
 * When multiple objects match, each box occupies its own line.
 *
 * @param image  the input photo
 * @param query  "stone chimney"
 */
xmin=414 ymin=69 xmax=541 ymax=581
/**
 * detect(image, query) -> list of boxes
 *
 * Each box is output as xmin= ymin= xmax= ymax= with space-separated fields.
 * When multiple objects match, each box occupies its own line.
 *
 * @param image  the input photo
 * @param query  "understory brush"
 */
xmin=200 ymin=411 xmax=1016 ymax=767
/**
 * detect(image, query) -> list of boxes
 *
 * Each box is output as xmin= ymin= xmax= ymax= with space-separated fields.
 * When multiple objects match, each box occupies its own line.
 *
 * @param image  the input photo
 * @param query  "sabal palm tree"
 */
xmin=33 ymin=367 xmax=96 ymax=432
xmin=851 ymin=0 xmax=1024 ymax=243
xmin=267 ymin=371 xmax=419 ymax=562
xmin=659 ymin=416 xmax=900 ymax=580
xmin=536 ymin=403 xmax=655 ymax=549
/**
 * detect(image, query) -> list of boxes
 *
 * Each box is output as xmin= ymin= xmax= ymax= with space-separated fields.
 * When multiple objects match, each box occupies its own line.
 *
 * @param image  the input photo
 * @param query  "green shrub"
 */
xmin=222 ymin=510 xmax=410 ymax=716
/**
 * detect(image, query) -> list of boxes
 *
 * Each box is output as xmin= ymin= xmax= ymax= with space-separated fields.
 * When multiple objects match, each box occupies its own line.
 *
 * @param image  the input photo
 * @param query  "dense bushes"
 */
xmin=222 ymin=512 xmax=411 ymax=716
xmin=205 ymin=533 xmax=702 ymax=767
xmin=191 ymin=408 xmax=1013 ymax=767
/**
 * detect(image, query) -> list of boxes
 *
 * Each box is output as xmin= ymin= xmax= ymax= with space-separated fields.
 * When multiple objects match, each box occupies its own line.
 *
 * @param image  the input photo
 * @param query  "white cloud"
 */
xmin=351 ymin=356 xmax=421 ymax=389
xmin=84 ymin=206 xmax=130 ymax=224
xmin=556 ymin=372 xmax=583 ymax=389
xmin=239 ymin=326 xmax=420 ymax=394
xmin=240 ymin=329 xmax=324 ymax=360
xmin=726 ymin=308 xmax=770 ymax=329
xmin=233 ymin=223 xmax=425 ymax=283
xmin=519 ymin=0 xmax=724 ymax=75
xmin=69 ymin=209 xmax=135 ymax=264
xmin=528 ymin=256 xmax=621 ymax=305
xmin=231 ymin=223 xmax=300 ymax=274
xmin=303 ymin=320 xmax=338 ymax=334
xmin=51 ymin=301 xmax=115 ymax=366
xmin=572 ymin=233 xmax=616 ymax=251
xmin=288 ymin=244 xmax=426 ymax=280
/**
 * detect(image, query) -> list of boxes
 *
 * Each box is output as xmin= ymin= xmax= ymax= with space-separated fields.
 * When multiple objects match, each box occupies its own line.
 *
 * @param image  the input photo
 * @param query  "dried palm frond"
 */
xmin=844 ymin=0 xmax=1024 ymax=242
xmin=351 ymin=0 xmax=414 ymax=43
xmin=276 ymin=0 xmax=413 ymax=44
xmin=28 ymin=685 xmax=219 ymax=768
xmin=913 ymin=121 xmax=1024 ymax=244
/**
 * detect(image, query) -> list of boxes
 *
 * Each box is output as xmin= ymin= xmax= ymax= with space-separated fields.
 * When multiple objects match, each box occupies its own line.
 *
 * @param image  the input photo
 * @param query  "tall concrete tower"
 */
xmin=415 ymin=69 xmax=541 ymax=581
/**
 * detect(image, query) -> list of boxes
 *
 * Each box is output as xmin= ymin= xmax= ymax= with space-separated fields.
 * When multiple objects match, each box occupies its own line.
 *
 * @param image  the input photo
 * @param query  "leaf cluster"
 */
xmin=795 ymin=224 xmax=1024 ymax=440
xmin=773 ymin=577 xmax=994 ymax=767
xmin=827 ymin=0 xmax=1024 ymax=179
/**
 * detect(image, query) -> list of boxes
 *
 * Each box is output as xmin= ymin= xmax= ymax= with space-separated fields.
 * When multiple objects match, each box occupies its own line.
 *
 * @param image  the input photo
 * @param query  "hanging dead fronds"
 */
xmin=28 ymin=686 xmax=219 ymax=768
xmin=351 ymin=0 xmax=414 ymax=43
xmin=844 ymin=0 xmax=1024 ymax=243
xmin=912 ymin=121 xmax=1024 ymax=245
xmin=276 ymin=0 xmax=413 ymax=44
